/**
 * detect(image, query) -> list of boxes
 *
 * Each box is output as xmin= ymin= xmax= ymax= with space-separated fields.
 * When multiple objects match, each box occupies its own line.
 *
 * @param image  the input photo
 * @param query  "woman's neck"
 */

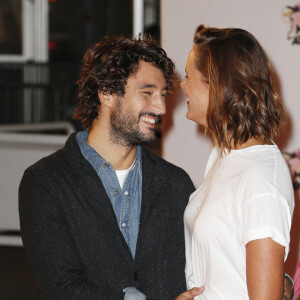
xmin=231 ymin=137 xmax=271 ymax=150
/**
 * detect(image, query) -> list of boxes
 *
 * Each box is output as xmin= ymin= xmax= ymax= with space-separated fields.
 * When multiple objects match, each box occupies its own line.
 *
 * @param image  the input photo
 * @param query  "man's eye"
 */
xmin=143 ymin=91 xmax=151 ymax=95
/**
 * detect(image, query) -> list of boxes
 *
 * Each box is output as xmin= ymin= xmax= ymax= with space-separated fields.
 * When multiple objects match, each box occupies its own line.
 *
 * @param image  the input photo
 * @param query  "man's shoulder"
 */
xmin=141 ymin=147 xmax=191 ymax=179
xmin=25 ymin=147 xmax=65 ymax=179
xmin=25 ymin=134 xmax=77 ymax=178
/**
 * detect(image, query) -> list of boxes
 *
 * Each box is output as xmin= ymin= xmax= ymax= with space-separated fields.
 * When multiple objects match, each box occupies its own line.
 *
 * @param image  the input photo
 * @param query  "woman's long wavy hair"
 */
xmin=74 ymin=35 xmax=177 ymax=130
xmin=193 ymin=25 xmax=284 ymax=153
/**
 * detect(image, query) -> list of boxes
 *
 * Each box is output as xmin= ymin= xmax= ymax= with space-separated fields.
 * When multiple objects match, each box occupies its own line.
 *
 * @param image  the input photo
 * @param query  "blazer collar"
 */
xmin=64 ymin=134 xmax=167 ymax=228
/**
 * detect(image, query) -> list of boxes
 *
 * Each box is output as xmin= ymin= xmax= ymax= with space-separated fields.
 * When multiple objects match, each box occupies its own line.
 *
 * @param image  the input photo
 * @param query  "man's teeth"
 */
xmin=141 ymin=117 xmax=156 ymax=124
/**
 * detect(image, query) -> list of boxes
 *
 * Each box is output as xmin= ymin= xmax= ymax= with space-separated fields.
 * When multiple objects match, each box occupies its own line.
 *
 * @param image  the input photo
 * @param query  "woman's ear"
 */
xmin=98 ymin=91 xmax=114 ymax=108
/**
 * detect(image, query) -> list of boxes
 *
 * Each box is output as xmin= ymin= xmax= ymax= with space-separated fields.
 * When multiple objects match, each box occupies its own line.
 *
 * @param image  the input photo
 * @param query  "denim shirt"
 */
xmin=76 ymin=131 xmax=142 ymax=258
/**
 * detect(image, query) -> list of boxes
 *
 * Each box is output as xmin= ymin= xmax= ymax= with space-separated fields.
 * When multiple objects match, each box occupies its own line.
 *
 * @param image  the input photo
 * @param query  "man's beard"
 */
xmin=109 ymin=98 xmax=158 ymax=146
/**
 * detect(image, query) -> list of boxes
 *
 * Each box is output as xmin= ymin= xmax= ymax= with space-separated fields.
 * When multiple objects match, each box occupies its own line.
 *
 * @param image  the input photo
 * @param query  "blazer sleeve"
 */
xmin=19 ymin=169 xmax=110 ymax=300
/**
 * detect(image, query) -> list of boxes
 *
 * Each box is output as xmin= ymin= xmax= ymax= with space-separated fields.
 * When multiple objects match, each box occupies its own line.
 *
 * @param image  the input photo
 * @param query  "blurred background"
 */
xmin=0 ymin=0 xmax=160 ymax=298
xmin=0 ymin=0 xmax=299 ymax=299
xmin=0 ymin=0 xmax=160 ymax=129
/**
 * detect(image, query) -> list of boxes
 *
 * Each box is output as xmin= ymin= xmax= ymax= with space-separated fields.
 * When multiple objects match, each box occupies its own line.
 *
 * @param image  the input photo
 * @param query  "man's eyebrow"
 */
xmin=138 ymin=84 xmax=168 ymax=91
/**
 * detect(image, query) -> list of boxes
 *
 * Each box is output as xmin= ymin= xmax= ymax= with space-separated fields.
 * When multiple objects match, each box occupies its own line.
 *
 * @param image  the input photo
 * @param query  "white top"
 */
xmin=115 ymin=159 xmax=136 ymax=189
xmin=116 ymin=168 xmax=130 ymax=189
xmin=184 ymin=144 xmax=295 ymax=300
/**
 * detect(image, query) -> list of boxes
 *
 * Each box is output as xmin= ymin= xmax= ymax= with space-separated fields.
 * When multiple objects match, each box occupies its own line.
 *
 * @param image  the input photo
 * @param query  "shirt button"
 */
xmin=105 ymin=162 xmax=109 ymax=167
xmin=115 ymin=190 xmax=120 ymax=194
xmin=124 ymin=191 xmax=129 ymax=195
xmin=121 ymin=223 xmax=126 ymax=227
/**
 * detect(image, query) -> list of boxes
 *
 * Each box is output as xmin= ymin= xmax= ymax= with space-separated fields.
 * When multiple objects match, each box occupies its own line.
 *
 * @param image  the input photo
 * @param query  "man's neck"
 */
xmin=86 ymin=123 xmax=137 ymax=171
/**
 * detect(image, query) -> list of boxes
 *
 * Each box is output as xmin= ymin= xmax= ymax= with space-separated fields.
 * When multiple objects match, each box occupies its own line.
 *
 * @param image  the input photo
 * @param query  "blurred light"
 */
xmin=48 ymin=41 xmax=56 ymax=50
xmin=49 ymin=0 xmax=57 ymax=3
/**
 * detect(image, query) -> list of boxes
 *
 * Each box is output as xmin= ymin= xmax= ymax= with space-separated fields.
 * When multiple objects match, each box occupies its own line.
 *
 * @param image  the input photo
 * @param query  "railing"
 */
xmin=0 ymin=62 xmax=80 ymax=125
xmin=0 ymin=121 xmax=75 ymax=136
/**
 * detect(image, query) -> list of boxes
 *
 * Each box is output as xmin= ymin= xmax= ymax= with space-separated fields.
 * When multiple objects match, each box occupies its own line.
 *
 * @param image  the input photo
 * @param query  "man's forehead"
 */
xmin=125 ymin=61 xmax=167 ymax=89
xmin=136 ymin=61 xmax=165 ymax=76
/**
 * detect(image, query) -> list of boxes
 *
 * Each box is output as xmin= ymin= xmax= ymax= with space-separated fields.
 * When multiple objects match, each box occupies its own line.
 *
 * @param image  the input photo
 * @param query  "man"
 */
xmin=19 ymin=35 xmax=202 ymax=299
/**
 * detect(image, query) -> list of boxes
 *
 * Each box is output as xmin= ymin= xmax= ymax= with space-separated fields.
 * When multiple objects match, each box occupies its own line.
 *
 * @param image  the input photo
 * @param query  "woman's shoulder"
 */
xmin=234 ymin=145 xmax=294 ymax=213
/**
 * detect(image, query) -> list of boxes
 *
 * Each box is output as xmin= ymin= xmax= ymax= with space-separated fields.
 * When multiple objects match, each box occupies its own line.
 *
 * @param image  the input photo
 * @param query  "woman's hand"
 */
xmin=174 ymin=286 xmax=205 ymax=300
xmin=246 ymin=237 xmax=285 ymax=299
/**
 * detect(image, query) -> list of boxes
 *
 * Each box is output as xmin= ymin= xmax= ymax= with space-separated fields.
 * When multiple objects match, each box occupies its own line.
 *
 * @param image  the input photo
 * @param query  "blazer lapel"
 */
xmin=139 ymin=149 xmax=166 ymax=231
xmin=83 ymin=167 xmax=134 ymax=265
xmin=66 ymin=133 xmax=133 ymax=264
xmin=66 ymin=134 xmax=121 ymax=230
xmin=84 ymin=167 xmax=118 ymax=226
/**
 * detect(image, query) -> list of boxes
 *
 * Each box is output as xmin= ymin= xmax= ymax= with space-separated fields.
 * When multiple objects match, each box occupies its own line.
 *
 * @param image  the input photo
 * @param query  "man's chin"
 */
xmin=130 ymin=132 xmax=156 ymax=146
xmin=142 ymin=130 xmax=157 ymax=144
xmin=140 ymin=137 xmax=156 ymax=145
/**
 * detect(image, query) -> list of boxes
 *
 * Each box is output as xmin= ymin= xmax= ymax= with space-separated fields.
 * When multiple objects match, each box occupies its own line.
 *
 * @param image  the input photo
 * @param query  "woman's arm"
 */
xmin=246 ymin=237 xmax=285 ymax=300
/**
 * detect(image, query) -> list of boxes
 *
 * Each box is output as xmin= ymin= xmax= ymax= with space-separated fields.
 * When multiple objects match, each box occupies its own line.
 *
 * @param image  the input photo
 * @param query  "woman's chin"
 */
xmin=186 ymin=112 xmax=197 ymax=123
xmin=186 ymin=112 xmax=192 ymax=121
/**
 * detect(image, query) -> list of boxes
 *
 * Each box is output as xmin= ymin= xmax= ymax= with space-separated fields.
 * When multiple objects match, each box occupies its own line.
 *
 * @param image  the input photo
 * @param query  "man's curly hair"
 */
xmin=74 ymin=35 xmax=177 ymax=130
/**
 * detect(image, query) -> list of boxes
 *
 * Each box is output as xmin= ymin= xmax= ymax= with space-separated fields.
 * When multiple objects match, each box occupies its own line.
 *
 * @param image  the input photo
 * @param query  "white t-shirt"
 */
xmin=184 ymin=144 xmax=294 ymax=300
xmin=115 ymin=159 xmax=136 ymax=189
xmin=116 ymin=168 xmax=130 ymax=189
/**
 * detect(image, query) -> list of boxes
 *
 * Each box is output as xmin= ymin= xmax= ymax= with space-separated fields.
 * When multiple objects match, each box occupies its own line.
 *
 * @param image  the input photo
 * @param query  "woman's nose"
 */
xmin=180 ymin=78 xmax=186 ymax=89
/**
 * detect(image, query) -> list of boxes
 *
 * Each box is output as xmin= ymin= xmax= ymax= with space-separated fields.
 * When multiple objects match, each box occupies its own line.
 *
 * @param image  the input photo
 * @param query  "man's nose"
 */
xmin=152 ymin=95 xmax=166 ymax=115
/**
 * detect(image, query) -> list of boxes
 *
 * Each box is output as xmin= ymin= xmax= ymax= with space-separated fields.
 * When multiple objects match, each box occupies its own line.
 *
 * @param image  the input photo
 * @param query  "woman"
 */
xmin=181 ymin=25 xmax=295 ymax=299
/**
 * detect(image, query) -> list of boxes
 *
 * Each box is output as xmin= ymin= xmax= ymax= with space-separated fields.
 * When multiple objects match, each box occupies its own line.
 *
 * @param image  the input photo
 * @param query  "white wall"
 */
xmin=0 ymin=133 xmax=68 ymax=246
xmin=161 ymin=0 xmax=300 ymax=276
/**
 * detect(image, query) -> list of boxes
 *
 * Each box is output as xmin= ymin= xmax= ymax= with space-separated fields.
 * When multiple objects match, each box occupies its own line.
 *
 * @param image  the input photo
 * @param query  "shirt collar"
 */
xmin=76 ymin=131 xmax=142 ymax=173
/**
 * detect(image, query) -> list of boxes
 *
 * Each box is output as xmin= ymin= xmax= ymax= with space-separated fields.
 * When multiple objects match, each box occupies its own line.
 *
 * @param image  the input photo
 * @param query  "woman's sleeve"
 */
xmin=238 ymin=192 xmax=293 ymax=261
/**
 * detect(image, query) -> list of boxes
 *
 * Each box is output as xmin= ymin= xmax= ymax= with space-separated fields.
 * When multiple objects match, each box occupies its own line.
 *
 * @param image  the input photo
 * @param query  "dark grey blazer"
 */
xmin=19 ymin=133 xmax=195 ymax=300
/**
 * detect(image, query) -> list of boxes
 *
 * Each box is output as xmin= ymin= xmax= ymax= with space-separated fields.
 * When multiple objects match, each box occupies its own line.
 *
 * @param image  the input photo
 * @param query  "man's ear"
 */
xmin=98 ymin=91 xmax=114 ymax=108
